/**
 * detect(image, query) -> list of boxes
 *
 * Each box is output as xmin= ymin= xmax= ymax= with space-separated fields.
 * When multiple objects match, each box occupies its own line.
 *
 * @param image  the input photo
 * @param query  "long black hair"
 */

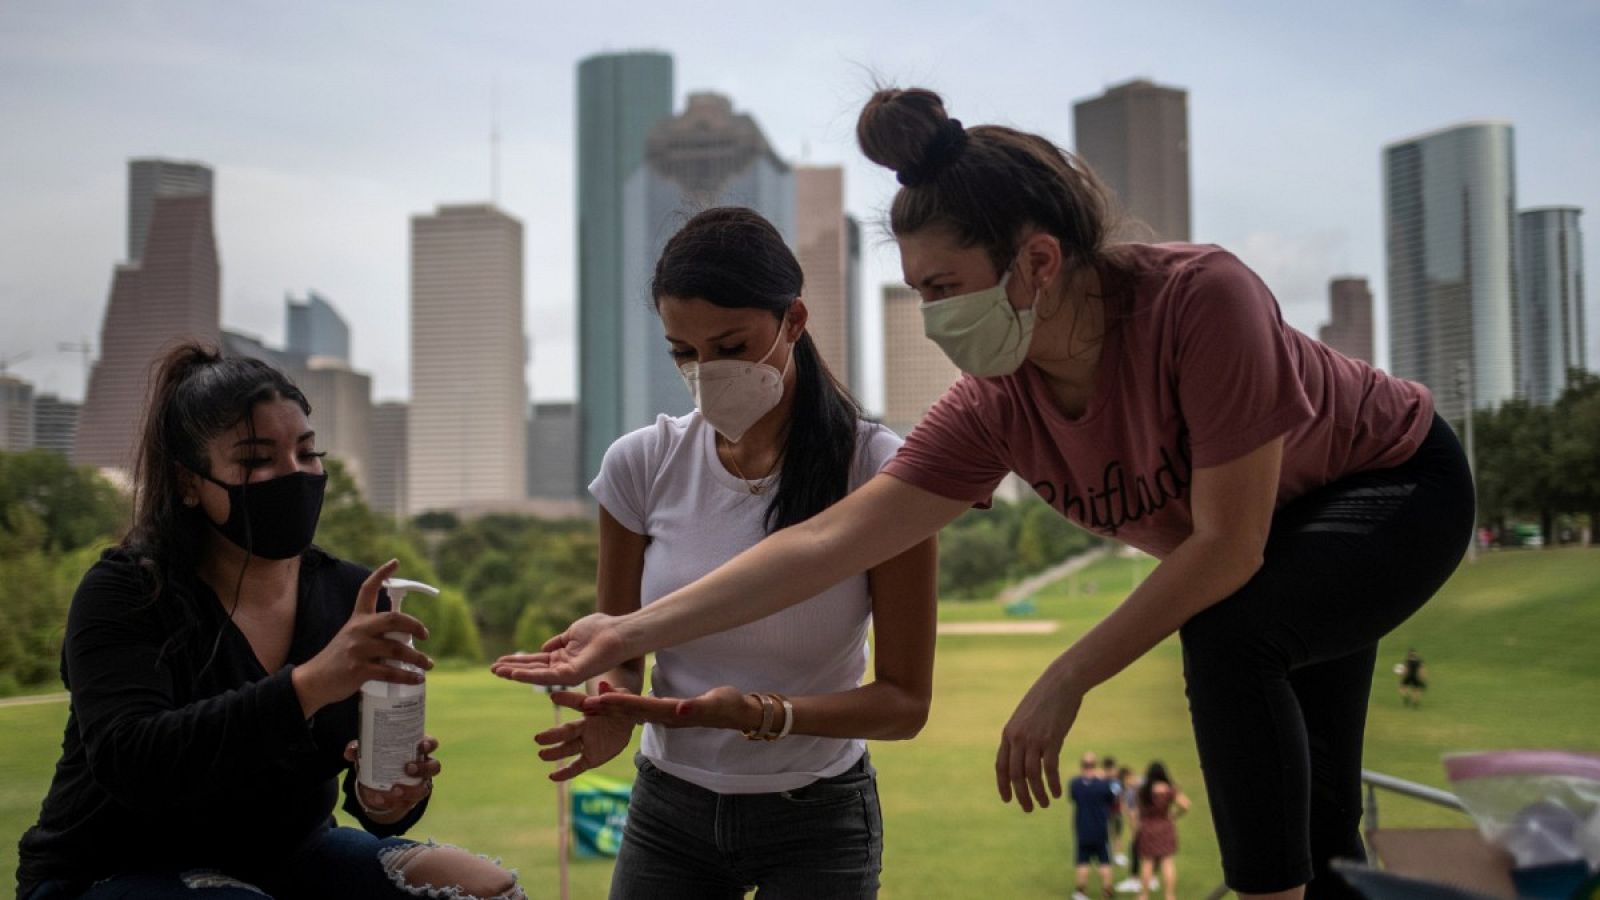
xmin=126 ymin=342 xmax=311 ymax=657
xmin=1139 ymin=760 xmax=1175 ymax=807
xmin=652 ymin=207 xmax=863 ymax=533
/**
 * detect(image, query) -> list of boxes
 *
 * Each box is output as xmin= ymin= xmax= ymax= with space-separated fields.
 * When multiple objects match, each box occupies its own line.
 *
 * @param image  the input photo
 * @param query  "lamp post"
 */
xmin=535 ymin=685 xmax=571 ymax=900
xmin=1455 ymin=361 xmax=1478 ymax=562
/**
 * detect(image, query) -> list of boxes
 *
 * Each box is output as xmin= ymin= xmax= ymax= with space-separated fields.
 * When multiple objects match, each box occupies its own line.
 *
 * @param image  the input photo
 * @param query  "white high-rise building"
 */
xmin=369 ymin=402 xmax=408 ymax=518
xmin=408 ymin=204 xmax=527 ymax=514
xmin=1383 ymin=122 xmax=1518 ymax=422
xmin=1 ymin=375 xmax=36 ymax=451
xmin=1517 ymin=207 xmax=1587 ymax=405
xmin=881 ymin=285 xmax=962 ymax=437
xmin=796 ymin=166 xmax=853 ymax=387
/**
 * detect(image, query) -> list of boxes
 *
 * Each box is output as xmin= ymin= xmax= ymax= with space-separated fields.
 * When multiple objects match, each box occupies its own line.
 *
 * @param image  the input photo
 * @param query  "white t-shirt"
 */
xmin=590 ymin=412 xmax=903 ymax=793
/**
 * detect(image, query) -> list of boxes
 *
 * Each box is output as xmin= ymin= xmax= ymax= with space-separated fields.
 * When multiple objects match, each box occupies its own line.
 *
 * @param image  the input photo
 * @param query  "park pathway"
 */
xmin=0 ymin=692 xmax=67 ymax=708
xmin=992 ymin=544 xmax=1113 ymax=607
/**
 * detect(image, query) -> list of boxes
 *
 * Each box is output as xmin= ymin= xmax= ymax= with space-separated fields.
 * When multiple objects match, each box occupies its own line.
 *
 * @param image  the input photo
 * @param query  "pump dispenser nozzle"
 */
xmin=359 ymin=577 xmax=440 ymax=791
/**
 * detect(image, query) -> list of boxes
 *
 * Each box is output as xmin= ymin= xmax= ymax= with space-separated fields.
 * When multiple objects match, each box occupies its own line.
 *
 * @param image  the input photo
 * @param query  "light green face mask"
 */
xmin=919 ymin=269 xmax=1035 ymax=377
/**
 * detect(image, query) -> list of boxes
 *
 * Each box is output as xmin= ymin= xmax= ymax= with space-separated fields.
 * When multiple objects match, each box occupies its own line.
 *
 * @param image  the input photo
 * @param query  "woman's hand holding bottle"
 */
xmin=291 ymin=560 xmax=433 ymax=718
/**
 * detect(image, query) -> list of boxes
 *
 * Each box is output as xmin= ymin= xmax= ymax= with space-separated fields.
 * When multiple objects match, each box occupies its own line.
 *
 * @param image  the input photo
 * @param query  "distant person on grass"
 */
xmin=1102 ymin=755 xmax=1129 ymax=867
xmin=505 ymin=86 xmax=1476 ymax=899
xmin=1116 ymin=765 xmax=1145 ymax=894
xmin=494 ymin=208 xmax=937 ymax=899
xmin=1068 ymin=753 xmax=1118 ymax=899
xmin=14 ymin=345 xmax=518 ymax=900
xmin=1397 ymin=648 xmax=1428 ymax=707
xmin=1133 ymin=762 xmax=1190 ymax=900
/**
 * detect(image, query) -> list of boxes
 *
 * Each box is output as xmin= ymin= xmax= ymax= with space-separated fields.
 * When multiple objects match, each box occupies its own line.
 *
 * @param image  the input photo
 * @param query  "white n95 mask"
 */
xmin=679 ymin=328 xmax=792 ymax=443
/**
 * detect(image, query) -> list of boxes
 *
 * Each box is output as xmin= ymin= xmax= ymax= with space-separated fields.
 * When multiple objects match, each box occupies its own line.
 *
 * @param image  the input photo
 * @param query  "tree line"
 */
xmin=1471 ymin=370 xmax=1600 ymax=546
xmin=3 ymin=373 xmax=1594 ymax=694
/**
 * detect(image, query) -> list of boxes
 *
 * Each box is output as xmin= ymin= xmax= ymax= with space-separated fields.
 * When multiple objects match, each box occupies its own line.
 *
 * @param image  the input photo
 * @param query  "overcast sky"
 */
xmin=3 ymin=0 xmax=1596 ymax=412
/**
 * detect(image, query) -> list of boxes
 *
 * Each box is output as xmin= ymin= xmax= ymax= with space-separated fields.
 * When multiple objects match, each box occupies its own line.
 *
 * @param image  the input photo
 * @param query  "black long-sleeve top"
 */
xmin=16 ymin=546 xmax=426 ymax=897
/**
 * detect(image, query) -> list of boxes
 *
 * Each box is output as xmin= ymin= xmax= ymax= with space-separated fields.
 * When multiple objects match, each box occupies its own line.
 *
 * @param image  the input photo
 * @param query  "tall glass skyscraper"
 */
xmin=1517 ymin=207 xmax=1586 ymax=405
xmin=576 ymin=51 xmax=674 ymax=488
xmin=1383 ymin=122 xmax=1517 ymax=422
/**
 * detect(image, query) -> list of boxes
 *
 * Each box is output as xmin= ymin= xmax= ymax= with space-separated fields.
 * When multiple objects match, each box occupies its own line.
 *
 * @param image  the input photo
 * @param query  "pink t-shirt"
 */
xmin=883 ymin=243 xmax=1435 ymax=558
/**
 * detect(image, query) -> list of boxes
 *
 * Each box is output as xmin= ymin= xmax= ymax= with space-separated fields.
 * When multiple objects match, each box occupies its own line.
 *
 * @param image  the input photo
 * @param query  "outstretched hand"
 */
xmin=533 ymin=682 xmax=635 ymax=782
xmin=579 ymin=684 xmax=755 ymax=732
xmin=490 ymin=613 xmax=631 ymax=687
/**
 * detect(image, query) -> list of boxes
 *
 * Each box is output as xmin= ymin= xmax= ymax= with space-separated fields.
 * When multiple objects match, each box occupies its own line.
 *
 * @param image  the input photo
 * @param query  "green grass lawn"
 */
xmin=3 ymin=547 xmax=1596 ymax=898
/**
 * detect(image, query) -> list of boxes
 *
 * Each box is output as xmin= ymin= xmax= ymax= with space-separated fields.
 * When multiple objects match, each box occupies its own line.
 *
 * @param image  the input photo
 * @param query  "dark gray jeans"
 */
xmin=608 ymin=753 xmax=883 ymax=899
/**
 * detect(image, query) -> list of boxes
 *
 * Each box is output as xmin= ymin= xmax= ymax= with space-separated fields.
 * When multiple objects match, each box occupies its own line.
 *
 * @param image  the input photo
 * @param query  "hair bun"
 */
xmin=856 ymin=87 xmax=960 ymax=182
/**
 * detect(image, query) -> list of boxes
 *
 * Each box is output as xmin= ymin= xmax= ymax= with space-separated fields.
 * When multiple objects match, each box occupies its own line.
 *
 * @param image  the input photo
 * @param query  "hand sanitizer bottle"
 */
xmin=358 ymin=577 xmax=439 ymax=791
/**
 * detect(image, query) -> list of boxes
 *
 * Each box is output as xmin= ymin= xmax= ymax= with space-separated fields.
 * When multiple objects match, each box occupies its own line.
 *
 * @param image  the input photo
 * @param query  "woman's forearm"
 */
xmin=727 ymin=680 xmax=931 ymax=741
xmin=789 ymin=680 xmax=931 ymax=741
xmin=597 ymin=661 xmax=645 ymax=695
xmin=621 ymin=475 xmax=964 ymax=656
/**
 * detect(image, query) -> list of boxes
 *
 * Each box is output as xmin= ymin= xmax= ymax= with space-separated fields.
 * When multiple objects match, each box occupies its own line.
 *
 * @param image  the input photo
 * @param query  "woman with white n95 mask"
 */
xmin=493 ymin=207 xmax=937 ymax=900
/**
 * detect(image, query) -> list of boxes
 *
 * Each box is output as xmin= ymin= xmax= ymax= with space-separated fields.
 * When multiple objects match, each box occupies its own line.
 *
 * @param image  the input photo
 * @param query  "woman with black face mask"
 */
xmin=16 ymin=344 xmax=520 ymax=900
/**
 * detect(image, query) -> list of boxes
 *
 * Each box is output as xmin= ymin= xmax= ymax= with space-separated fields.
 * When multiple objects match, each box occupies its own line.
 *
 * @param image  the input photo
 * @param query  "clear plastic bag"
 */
xmin=1444 ymin=750 xmax=1600 ymax=897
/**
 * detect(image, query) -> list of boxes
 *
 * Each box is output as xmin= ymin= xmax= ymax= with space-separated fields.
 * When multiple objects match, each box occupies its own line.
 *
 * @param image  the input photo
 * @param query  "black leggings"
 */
xmin=1179 ymin=414 xmax=1473 ymax=897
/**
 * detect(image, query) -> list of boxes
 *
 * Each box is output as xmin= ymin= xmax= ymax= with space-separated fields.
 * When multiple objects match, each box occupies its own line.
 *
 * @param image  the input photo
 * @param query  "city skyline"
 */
xmin=3 ymin=3 xmax=1597 ymax=413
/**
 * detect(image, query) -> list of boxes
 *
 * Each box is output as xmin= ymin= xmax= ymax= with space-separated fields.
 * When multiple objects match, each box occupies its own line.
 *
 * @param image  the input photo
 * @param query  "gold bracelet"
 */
xmin=742 ymin=692 xmax=775 ymax=740
xmin=767 ymin=693 xmax=794 ymax=742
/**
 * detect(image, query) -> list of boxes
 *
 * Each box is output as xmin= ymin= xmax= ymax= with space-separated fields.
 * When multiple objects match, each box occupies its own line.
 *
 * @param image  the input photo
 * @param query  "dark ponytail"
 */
xmin=651 ymin=207 xmax=863 ymax=533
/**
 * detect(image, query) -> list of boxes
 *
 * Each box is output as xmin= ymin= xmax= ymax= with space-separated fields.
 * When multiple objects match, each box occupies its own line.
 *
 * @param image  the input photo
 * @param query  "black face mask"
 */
xmin=194 ymin=470 xmax=328 ymax=560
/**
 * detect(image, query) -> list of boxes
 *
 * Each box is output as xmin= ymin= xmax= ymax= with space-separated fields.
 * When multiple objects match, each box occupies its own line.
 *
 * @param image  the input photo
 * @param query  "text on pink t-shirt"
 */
xmin=882 ymin=243 xmax=1435 ymax=558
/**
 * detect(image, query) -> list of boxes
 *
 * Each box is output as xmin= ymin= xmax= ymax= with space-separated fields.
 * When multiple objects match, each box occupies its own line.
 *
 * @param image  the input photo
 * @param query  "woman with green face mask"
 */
xmin=494 ymin=88 xmax=1475 ymax=900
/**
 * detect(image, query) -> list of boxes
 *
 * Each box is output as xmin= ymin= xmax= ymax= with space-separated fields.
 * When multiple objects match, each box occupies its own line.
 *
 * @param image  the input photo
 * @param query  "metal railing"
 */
xmin=1200 ymin=769 xmax=1467 ymax=899
xmin=1361 ymin=767 xmax=1467 ymax=832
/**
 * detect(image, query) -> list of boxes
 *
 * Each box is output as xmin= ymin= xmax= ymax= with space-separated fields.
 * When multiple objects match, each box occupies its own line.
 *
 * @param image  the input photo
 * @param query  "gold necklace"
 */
xmin=721 ymin=440 xmax=778 ymax=495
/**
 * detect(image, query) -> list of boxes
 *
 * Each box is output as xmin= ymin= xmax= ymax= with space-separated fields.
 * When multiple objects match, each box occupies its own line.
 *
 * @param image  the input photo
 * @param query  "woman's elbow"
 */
xmin=1191 ymin=533 xmax=1266 ymax=592
xmin=880 ymin=693 xmax=931 ymax=740
xmin=87 ymin=734 xmax=162 ymax=807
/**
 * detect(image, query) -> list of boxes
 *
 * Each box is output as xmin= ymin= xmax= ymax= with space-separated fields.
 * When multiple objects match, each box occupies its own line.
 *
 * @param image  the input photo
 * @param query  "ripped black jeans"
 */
xmin=1180 ymin=414 xmax=1474 ymax=897
xmin=24 ymin=826 xmax=516 ymax=900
